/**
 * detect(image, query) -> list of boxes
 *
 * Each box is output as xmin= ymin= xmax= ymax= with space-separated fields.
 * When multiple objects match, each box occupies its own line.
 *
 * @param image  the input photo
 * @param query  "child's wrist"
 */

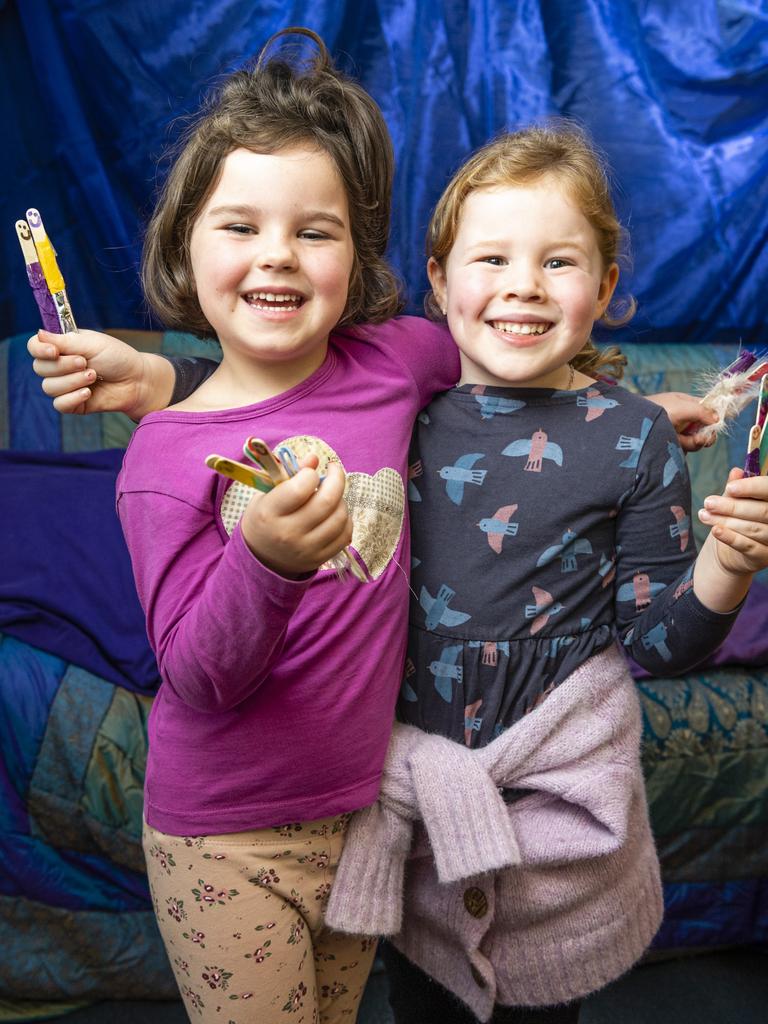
xmin=130 ymin=353 xmax=176 ymax=420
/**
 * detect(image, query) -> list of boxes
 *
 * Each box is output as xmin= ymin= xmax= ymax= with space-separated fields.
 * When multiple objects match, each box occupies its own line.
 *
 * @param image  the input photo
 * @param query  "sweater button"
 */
xmin=463 ymin=886 xmax=488 ymax=918
xmin=470 ymin=964 xmax=487 ymax=988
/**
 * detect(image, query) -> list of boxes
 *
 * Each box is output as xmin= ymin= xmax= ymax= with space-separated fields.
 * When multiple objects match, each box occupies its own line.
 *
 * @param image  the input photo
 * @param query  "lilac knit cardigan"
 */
xmin=325 ymin=645 xmax=663 ymax=1020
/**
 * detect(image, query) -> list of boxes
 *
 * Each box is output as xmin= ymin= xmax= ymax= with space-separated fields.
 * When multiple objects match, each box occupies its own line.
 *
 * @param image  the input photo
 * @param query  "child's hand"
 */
xmin=240 ymin=459 xmax=353 ymax=578
xmin=646 ymin=391 xmax=718 ymax=453
xmin=27 ymin=328 xmax=174 ymax=419
xmin=698 ymin=468 xmax=768 ymax=576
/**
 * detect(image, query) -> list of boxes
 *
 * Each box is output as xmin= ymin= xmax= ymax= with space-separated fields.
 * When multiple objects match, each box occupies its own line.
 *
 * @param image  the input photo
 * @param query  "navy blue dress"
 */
xmin=400 ymin=381 xmax=739 ymax=748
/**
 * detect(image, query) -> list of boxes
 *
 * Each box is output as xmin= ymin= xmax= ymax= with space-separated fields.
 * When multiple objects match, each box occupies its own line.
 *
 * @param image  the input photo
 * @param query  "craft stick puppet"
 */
xmin=14 ymin=208 xmax=76 ymax=333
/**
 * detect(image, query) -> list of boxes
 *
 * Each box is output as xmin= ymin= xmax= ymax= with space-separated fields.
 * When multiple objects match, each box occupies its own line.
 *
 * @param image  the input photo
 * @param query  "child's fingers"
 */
xmin=32 ymin=354 xmax=88 ymax=377
xmin=27 ymin=334 xmax=59 ymax=360
xmin=41 ymin=368 xmax=98 ymax=398
xmin=52 ymin=388 xmax=91 ymax=415
xmin=707 ymin=521 xmax=768 ymax=567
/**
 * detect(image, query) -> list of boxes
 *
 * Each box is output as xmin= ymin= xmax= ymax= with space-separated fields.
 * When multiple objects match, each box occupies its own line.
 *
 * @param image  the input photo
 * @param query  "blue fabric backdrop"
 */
xmin=2 ymin=0 xmax=767 ymax=346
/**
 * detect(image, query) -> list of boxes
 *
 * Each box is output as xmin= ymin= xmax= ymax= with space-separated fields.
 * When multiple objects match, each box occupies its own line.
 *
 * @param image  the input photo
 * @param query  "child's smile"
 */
xmin=428 ymin=177 xmax=618 ymax=389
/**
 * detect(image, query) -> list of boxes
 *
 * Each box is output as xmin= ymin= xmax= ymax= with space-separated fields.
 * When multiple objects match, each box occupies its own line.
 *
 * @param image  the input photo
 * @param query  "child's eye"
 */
xmin=299 ymin=230 xmax=331 ymax=240
xmin=225 ymin=224 xmax=256 ymax=235
xmin=545 ymin=257 xmax=572 ymax=269
xmin=480 ymin=256 xmax=506 ymax=266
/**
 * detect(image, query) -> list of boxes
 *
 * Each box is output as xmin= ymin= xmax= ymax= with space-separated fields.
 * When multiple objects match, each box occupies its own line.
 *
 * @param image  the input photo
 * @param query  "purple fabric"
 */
xmin=0 ymin=449 xmax=160 ymax=692
xmin=26 ymin=261 xmax=61 ymax=333
xmin=117 ymin=317 xmax=460 ymax=834
xmin=628 ymin=580 xmax=768 ymax=679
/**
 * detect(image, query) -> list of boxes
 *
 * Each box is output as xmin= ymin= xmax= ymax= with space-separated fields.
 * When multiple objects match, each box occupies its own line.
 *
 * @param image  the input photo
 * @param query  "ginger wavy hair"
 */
xmin=425 ymin=122 xmax=634 ymax=380
xmin=142 ymin=27 xmax=403 ymax=336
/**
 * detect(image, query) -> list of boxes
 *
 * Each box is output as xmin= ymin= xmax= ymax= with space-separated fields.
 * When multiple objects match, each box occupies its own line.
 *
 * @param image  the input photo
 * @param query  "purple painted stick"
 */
xmin=26 ymin=261 xmax=61 ymax=333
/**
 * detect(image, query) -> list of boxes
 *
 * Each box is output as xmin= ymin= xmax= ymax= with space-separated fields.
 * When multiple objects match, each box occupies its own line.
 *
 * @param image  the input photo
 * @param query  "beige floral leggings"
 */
xmin=143 ymin=814 xmax=377 ymax=1024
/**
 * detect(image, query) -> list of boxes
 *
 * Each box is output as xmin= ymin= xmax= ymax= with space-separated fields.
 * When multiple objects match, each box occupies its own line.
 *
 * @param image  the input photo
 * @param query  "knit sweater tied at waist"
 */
xmin=326 ymin=644 xmax=663 ymax=1018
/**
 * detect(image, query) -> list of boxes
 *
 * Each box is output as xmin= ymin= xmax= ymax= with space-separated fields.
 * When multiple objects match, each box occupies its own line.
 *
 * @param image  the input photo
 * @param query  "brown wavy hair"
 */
xmin=425 ymin=122 xmax=633 ymax=380
xmin=142 ymin=27 xmax=403 ymax=336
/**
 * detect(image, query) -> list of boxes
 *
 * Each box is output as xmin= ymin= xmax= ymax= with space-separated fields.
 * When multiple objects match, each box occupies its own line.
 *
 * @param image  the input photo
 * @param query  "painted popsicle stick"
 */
xmin=25 ymin=207 xmax=77 ymax=333
xmin=243 ymin=437 xmax=286 ymax=485
xmin=755 ymin=375 xmax=768 ymax=431
xmin=205 ymin=454 xmax=274 ymax=493
xmin=15 ymin=219 xmax=60 ymax=331
xmin=264 ymin=441 xmax=367 ymax=582
xmin=744 ymin=423 xmax=762 ymax=477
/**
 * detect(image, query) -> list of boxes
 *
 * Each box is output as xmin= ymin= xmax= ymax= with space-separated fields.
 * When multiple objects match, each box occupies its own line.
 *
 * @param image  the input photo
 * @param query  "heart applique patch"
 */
xmin=219 ymin=435 xmax=405 ymax=580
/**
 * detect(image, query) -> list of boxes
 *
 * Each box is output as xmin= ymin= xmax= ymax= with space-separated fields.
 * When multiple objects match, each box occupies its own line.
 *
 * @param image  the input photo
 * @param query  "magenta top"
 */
xmin=117 ymin=317 xmax=458 ymax=835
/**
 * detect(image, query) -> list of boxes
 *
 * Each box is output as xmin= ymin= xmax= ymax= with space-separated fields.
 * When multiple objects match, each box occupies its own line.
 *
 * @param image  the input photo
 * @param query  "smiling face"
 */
xmin=189 ymin=145 xmax=355 ymax=393
xmin=428 ymin=177 xmax=619 ymax=389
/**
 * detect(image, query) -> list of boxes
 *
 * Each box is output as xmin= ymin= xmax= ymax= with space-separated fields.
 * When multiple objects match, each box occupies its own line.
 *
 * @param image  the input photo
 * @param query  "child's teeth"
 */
xmin=492 ymin=321 xmax=548 ymax=335
xmin=246 ymin=292 xmax=302 ymax=310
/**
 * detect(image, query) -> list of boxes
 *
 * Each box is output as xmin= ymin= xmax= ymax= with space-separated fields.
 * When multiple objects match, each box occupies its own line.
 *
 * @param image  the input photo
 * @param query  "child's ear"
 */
xmin=596 ymin=263 xmax=620 ymax=318
xmin=427 ymin=257 xmax=448 ymax=315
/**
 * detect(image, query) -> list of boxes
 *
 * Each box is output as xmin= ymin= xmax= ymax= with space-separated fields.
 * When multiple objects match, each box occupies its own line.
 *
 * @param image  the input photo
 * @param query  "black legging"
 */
xmin=380 ymin=941 xmax=581 ymax=1024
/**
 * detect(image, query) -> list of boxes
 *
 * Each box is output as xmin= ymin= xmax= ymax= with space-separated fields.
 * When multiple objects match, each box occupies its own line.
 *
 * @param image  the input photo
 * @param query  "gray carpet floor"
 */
xmin=30 ymin=946 xmax=768 ymax=1023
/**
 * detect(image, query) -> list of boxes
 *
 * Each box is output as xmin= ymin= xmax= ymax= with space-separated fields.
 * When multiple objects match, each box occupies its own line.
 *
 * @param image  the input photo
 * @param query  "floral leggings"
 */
xmin=143 ymin=814 xmax=377 ymax=1024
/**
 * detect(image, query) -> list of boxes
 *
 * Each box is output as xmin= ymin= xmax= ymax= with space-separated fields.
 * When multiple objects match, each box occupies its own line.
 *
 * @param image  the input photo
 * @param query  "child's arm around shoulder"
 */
xmin=343 ymin=316 xmax=460 ymax=402
xmin=642 ymin=391 xmax=718 ymax=453
xmin=28 ymin=327 xmax=177 ymax=419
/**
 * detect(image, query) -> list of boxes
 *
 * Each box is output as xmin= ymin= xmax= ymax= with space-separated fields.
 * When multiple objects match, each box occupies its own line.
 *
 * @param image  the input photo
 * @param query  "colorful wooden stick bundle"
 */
xmin=14 ymin=208 xmax=76 ymax=333
xmin=207 ymin=437 xmax=368 ymax=583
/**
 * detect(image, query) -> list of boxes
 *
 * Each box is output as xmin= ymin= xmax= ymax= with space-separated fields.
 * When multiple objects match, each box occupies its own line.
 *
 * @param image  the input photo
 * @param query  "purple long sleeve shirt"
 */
xmin=117 ymin=317 xmax=458 ymax=835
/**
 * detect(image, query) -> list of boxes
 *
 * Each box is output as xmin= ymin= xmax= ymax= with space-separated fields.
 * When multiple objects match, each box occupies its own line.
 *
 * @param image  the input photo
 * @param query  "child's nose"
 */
xmin=502 ymin=263 xmax=544 ymax=301
xmin=256 ymin=234 xmax=298 ymax=271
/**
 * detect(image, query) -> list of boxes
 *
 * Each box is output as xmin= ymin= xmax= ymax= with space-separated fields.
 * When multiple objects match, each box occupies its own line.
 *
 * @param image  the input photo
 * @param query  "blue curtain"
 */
xmin=2 ymin=0 xmax=767 ymax=347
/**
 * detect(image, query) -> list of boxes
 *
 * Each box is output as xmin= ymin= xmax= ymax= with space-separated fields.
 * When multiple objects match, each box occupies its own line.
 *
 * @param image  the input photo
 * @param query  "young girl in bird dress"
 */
xmin=317 ymin=125 xmax=768 ymax=1024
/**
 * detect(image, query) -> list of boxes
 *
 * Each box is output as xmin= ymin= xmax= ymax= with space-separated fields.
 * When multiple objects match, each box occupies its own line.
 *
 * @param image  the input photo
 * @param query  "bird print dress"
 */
xmin=400 ymin=381 xmax=739 ymax=750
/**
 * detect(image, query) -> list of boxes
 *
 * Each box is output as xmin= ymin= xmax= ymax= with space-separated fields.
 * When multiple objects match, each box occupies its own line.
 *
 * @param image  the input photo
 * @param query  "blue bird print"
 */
xmin=615 ymin=417 xmax=653 ymax=468
xmin=478 ymin=504 xmax=519 ymax=553
xmin=663 ymin=442 xmax=686 ymax=487
xmin=468 ymin=640 xmax=510 ymax=665
xmin=502 ymin=430 xmax=563 ymax=473
xmin=524 ymin=586 xmax=565 ymax=635
xmin=616 ymin=572 xmax=667 ymax=611
xmin=439 ymin=453 xmax=487 ymax=504
xmin=429 ymin=645 xmax=463 ymax=702
xmin=673 ymin=564 xmax=694 ymax=600
xmin=545 ymin=634 xmax=576 ymax=658
xmin=640 ymin=622 xmax=672 ymax=662
xmin=536 ymin=528 xmax=593 ymax=572
xmin=464 ymin=699 xmax=483 ymax=746
xmin=420 ymin=584 xmax=472 ymax=630
xmin=669 ymin=505 xmax=690 ymax=550
xmin=598 ymin=551 xmax=618 ymax=587
xmin=471 ymin=386 xmax=526 ymax=421
xmin=576 ymin=388 xmax=619 ymax=421
xmin=401 ymin=679 xmax=418 ymax=702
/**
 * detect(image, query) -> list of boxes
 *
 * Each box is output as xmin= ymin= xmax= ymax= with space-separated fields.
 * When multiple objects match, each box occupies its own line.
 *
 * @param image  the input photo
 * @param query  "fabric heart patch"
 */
xmin=219 ymin=435 xmax=405 ymax=580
